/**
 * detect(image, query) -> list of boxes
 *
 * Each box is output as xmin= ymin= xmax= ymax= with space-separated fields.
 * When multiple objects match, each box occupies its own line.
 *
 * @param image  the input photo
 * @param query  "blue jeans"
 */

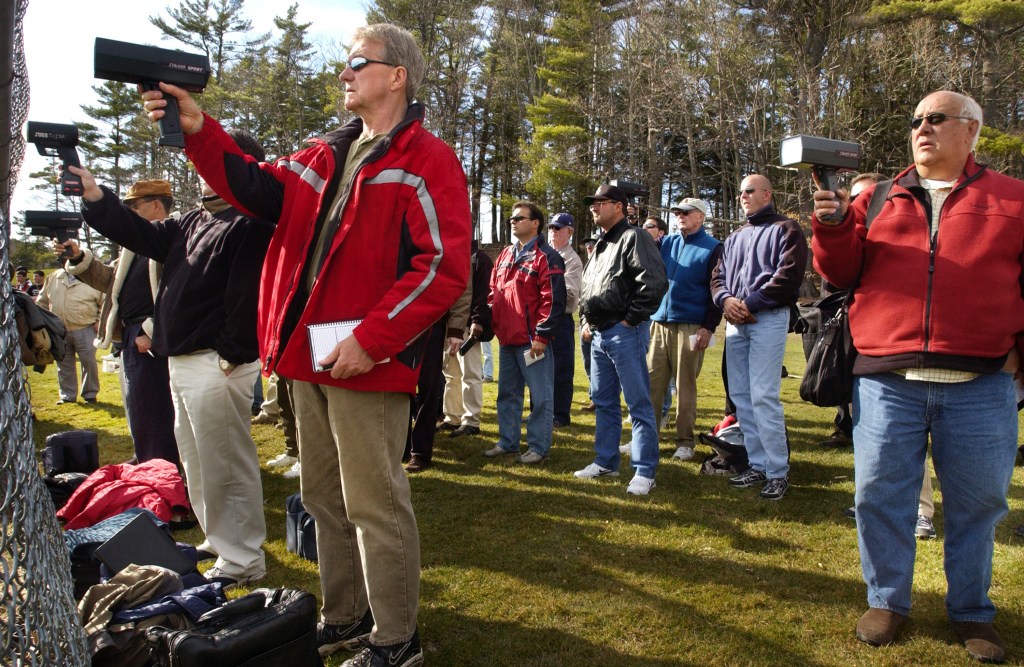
xmin=853 ymin=371 xmax=1017 ymax=621
xmin=496 ymin=343 xmax=554 ymax=456
xmin=481 ymin=340 xmax=494 ymax=380
xmin=724 ymin=307 xmax=789 ymax=479
xmin=581 ymin=326 xmax=592 ymax=398
xmin=591 ymin=322 xmax=658 ymax=479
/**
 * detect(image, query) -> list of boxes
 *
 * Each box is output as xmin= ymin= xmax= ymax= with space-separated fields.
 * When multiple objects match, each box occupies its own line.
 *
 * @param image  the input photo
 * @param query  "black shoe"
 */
xmin=55 ymin=399 xmax=74 ymax=405
xmin=843 ymin=506 xmax=856 ymax=520
xmin=341 ymin=630 xmax=423 ymax=667
xmin=1014 ymin=524 xmax=1024 ymax=538
xmin=449 ymin=424 xmax=480 ymax=438
xmin=318 ymin=609 xmax=375 ymax=657
xmin=436 ymin=421 xmax=458 ymax=432
xmin=552 ymin=420 xmax=569 ymax=429
xmin=83 ymin=397 xmax=97 ymax=404
xmin=819 ymin=430 xmax=852 ymax=448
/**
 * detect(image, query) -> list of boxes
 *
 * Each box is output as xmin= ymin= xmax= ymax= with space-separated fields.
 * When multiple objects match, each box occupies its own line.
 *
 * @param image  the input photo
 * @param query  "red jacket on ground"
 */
xmin=184 ymin=105 xmax=471 ymax=393
xmin=57 ymin=460 xmax=189 ymax=530
xmin=812 ymin=156 xmax=1024 ymax=375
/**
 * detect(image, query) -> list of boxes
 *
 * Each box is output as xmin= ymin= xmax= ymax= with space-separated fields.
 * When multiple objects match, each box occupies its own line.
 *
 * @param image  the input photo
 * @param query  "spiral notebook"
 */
xmin=307 ymin=319 xmax=389 ymax=372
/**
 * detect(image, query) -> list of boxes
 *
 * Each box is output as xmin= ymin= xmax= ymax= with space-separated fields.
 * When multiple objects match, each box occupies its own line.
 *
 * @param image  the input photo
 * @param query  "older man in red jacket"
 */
xmin=813 ymin=90 xmax=1024 ymax=664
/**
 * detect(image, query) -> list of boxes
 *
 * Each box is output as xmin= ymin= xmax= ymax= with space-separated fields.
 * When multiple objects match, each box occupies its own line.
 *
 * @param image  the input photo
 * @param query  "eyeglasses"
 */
xmin=126 ymin=198 xmax=151 ymax=211
xmin=910 ymin=112 xmax=974 ymax=130
xmin=509 ymin=215 xmax=533 ymax=223
xmin=346 ymin=55 xmax=397 ymax=72
xmin=589 ymin=200 xmax=616 ymax=209
xmin=741 ymin=188 xmax=760 ymax=195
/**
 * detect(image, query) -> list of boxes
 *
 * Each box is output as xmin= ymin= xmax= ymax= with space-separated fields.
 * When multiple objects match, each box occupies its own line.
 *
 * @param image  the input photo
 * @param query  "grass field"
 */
xmin=26 ymin=333 xmax=1024 ymax=666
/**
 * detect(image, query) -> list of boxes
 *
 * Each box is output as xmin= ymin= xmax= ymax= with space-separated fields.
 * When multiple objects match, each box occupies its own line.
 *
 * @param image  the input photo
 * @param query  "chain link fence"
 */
xmin=1 ymin=0 xmax=90 ymax=664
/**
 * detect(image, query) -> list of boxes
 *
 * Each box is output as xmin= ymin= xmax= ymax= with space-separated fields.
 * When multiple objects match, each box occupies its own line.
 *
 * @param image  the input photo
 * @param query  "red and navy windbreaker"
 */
xmin=488 ymin=237 xmax=566 ymax=347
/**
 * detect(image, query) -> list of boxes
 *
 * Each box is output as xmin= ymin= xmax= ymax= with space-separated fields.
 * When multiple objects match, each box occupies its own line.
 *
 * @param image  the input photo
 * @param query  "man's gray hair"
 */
xmin=958 ymin=93 xmax=984 ymax=150
xmin=353 ymin=24 xmax=425 ymax=104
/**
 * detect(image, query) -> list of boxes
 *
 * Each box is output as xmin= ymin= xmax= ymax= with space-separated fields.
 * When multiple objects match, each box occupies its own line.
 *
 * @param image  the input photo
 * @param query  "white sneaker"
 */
xmin=573 ymin=463 xmax=619 ymax=478
xmin=283 ymin=461 xmax=301 ymax=479
xmin=626 ymin=474 xmax=656 ymax=496
xmin=267 ymin=453 xmax=297 ymax=468
xmin=618 ymin=443 xmax=631 ymax=455
xmin=671 ymin=446 xmax=695 ymax=461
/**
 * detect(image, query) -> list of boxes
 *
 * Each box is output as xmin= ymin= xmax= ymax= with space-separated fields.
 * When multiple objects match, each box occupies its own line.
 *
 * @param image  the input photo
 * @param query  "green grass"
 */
xmin=26 ymin=335 xmax=1024 ymax=666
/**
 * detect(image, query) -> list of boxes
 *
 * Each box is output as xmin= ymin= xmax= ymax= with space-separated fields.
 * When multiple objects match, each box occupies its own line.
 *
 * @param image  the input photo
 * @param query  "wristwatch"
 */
xmin=218 ymin=357 xmax=236 ymax=373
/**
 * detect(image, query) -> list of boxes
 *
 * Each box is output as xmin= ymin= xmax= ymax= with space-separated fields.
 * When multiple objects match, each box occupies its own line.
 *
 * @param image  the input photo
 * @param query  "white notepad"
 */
xmin=307 ymin=319 xmax=390 ymax=372
xmin=307 ymin=319 xmax=361 ymax=372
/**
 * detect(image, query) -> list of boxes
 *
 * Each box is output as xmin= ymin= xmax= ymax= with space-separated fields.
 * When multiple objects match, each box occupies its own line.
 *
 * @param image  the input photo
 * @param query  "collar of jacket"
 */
xmin=321 ymin=102 xmax=426 ymax=155
xmin=598 ymin=217 xmax=631 ymax=243
xmin=683 ymin=226 xmax=709 ymax=242
xmin=745 ymin=203 xmax=787 ymax=225
xmin=894 ymin=153 xmax=987 ymax=195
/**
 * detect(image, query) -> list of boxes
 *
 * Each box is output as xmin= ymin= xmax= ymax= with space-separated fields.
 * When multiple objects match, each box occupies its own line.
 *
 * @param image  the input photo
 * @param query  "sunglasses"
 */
xmin=347 ymin=55 xmax=397 ymax=72
xmin=642 ymin=223 xmax=658 ymax=229
xmin=910 ymin=112 xmax=974 ymax=130
xmin=509 ymin=215 xmax=533 ymax=223
xmin=741 ymin=188 xmax=760 ymax=195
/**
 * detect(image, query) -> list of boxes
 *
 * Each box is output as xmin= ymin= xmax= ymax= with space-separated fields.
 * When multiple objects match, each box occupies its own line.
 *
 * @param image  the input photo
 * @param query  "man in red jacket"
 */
xmin=484 ymin=201 xmax=566 ymax=464
xmin=140 ymin=24 xmax=470 ymax=667
xmin=813 ymin=90 xmax=1024 ymax=664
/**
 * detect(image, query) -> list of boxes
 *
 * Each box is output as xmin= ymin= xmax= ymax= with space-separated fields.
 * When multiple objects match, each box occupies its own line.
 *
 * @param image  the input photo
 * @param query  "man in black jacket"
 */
xmin=69 ymin=130 xmax=273 ymax=590
xmin=574 ymin=184 xmax=667 ymax=495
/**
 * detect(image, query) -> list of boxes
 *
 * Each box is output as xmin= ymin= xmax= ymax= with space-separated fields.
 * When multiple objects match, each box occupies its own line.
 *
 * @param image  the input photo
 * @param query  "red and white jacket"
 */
xmin=185 ymin=104 xmax=471 ymax=393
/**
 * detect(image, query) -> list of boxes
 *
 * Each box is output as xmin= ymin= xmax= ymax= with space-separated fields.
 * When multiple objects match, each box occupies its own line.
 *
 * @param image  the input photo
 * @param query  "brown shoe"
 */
xmin=404 ymin=454 xmax=431 ymax=473
xmin=855 ymin=608 xmax=907 ymax=646
xmin=951 ymin=621 xmax=1006 ymax=663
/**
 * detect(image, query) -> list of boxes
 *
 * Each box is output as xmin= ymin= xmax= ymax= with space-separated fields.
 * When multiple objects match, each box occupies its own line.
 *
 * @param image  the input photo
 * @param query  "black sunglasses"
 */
xmin=509 ymin=215 xmax=533 ymax=223
xmin=347 ymin=55 xmax=397 ymax=72
xmin=741 ymin=188 xmax=759 ymax=195
xmin=910 ymin=112 xmax=974 ymax=130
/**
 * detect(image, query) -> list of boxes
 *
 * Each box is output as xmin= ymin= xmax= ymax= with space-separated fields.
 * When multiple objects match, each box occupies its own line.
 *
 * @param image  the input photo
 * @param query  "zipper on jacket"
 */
xmin=309 ymin=109 xmax=421 ymax=288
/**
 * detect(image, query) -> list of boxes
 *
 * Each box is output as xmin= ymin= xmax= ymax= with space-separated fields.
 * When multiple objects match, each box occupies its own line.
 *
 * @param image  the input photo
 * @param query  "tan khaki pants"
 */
xmin=292 ymin=381 xmax=418 ymax=645
xmin=647 ymin=321 xmax=706 ymax=446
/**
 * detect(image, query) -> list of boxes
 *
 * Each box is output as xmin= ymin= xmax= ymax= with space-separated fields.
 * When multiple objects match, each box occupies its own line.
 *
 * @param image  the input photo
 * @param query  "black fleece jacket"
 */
xmin=82 ymin=187 xmax=274 ymax=363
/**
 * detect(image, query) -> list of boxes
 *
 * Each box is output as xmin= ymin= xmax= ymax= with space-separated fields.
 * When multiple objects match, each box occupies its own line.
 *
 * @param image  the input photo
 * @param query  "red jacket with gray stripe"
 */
xmin=184 ymin=104 xmax=471 ymax=393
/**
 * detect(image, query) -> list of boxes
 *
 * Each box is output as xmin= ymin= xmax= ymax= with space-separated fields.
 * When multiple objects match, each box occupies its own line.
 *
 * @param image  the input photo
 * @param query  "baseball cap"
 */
xmin=584 ymin=184 xmax=629 ymax=209
xmin=549 ymin=212 xmax=575 ymax=229
xmin=670 ymin=197 xmax=709 ymax=217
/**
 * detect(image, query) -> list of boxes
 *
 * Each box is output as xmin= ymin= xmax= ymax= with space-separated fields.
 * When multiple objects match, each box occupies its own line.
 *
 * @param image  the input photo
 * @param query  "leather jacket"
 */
xmin=579 ymin=218 xmax=667 ymax=330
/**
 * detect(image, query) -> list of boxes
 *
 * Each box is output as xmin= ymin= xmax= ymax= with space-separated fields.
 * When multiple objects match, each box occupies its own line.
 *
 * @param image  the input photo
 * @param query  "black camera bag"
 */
xmin=43 ymin=429 xmax=99 ymax=476
xmin=285 ymin=493 xmax=318 ymax=562
xmin=146 ymin=588 xmax=322 ymax=667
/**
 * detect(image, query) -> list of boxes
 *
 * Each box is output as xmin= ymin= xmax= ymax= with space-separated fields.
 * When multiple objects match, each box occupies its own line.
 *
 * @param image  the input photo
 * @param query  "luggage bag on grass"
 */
xmin=146 ymin=588 xmax=322 ymax=667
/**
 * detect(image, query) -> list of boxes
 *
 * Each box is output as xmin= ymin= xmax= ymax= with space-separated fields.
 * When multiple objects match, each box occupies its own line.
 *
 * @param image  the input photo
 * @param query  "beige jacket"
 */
xmin=65 ymin=248 xmax=160 ymax=349
xmin=35 ymin=269 xmax=103 ymax=332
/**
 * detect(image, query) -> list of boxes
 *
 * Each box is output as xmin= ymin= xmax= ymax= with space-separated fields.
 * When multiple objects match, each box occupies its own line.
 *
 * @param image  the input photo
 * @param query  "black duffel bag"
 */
xmin=147 ymin=588 xmax=322 ymax=667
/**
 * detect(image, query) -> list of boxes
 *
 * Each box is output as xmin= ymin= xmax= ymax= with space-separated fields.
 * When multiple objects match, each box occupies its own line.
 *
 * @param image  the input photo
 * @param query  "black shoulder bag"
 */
xmin=799 ymin=180 xmax=892 ymax=407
